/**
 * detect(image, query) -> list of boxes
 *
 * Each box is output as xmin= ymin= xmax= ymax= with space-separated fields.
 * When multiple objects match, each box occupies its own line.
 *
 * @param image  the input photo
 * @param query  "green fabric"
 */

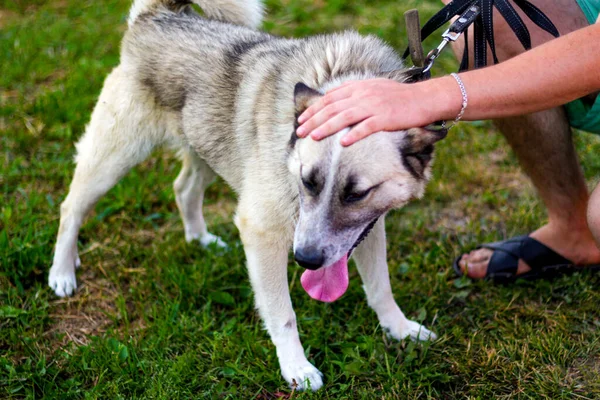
xmin=566 ymin=0 xmax=600 ymax=133
xmin=576 ymin=0 xmax=600 ymax=24
xmin=565 ymin=97 xmax=600 ymax=134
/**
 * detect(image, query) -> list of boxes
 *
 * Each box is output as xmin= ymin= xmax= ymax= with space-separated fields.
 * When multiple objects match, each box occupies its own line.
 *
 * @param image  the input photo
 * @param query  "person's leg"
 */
xmin=588 ymin=183 xmax=600 ymax=248
xmin=463 ymin=110 xmax=600 ymax=277
xmin=438 ymin=0 xmax=600 ymax=277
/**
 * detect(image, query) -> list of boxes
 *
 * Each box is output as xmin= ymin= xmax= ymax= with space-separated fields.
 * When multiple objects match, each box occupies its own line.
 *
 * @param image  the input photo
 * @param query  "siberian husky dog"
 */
xmin=49 ymin=0 xmax=443 ymax=390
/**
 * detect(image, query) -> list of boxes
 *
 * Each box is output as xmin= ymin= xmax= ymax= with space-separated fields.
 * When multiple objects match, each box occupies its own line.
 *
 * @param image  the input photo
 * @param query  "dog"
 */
xmin=48 ymin=0 xmax=443 ymax=390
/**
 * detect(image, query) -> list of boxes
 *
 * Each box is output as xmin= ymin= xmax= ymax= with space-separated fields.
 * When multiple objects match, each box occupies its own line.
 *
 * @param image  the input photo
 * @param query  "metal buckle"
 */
xmin=441 ymin=28 xmax=461 ymax=42
xmin=422 ymin=5 xmax=481 ymax=74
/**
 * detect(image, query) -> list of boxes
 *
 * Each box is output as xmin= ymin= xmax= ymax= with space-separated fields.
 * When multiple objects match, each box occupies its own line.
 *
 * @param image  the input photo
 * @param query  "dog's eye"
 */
xmin=302 ymin=176 xmax=317 ymax=195
xmin=343 ymin=188 xmax=372 ymax=204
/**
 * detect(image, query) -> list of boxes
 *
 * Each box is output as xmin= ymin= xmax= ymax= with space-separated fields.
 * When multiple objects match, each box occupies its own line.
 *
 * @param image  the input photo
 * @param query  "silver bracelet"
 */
xmin=445 ymin=72 xmax=467 ymax=129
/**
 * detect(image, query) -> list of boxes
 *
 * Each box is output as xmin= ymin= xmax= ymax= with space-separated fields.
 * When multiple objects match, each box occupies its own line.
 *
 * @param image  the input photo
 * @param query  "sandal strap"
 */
xmin=517 ymin=236 xmax=572 ymax=270
xmin=477 ymin=235 xmax=573 ymax=278
xmin=476 ymin=235 xmax=526 ymax=278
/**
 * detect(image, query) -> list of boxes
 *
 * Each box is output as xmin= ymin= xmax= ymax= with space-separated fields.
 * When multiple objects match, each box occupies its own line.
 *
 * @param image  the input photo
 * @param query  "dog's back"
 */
xmin=122 ymin=5 xmax=271 ymax=113
xmin=121 ymin=0 xmax=405 ymax=189
xmin=121 ymin=0 xmax=283 ymax=186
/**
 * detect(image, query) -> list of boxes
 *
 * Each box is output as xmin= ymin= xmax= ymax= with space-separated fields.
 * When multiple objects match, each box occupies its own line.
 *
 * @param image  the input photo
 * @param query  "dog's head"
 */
xmin=288 ymin=81 xmax=446 ymax=302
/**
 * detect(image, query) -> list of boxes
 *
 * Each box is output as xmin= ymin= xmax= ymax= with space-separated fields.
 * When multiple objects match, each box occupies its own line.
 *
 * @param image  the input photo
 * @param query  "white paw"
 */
xmin=195 ymin=232 xmax=227 ymax=249
xmin=386 ymin=319 xmax=437 ymax=342
xmin=48 ymin=265 xmax=77 ymax=297
xmin=280 ymin=360 xmax=323 ymax=391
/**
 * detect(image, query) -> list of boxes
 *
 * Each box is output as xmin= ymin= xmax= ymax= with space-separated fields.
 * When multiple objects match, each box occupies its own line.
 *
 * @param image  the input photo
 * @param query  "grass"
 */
xmin=2 ymin=0 xmax=600 ymax=398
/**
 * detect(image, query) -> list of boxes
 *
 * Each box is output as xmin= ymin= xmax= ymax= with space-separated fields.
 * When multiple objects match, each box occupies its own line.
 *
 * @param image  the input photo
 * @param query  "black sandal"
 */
xmin=453 ymin=235 xmax=600 ymax=283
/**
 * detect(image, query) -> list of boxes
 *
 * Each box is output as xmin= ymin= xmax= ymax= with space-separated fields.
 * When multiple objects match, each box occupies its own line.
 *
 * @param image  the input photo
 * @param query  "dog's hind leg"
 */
xmin=352 ymin=217 xmax=436 ymax=341
xmin=173 ymin=150 xmax=226 ymax=248
xmin=49 ymin=68 xmax=162 ymax=297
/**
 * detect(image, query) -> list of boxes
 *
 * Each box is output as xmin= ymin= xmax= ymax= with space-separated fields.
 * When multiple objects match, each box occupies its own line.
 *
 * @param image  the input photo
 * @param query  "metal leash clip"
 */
xmin=423 ymin=5 xmax=481 ymax=73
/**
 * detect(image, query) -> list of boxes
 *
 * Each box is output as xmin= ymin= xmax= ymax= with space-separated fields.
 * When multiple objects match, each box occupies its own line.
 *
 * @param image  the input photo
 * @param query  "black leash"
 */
xmin=401 ymin=1 xmax=559 ymax=131
xmin=403 ymin=0 xmax=560 ymax=71
xmin=422 ymin=5 xmax=481 ymax=74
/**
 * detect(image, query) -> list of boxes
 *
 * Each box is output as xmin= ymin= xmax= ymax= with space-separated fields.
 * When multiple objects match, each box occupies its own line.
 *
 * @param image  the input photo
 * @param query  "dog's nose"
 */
xmin=294 ymin=247 xmax=324 ymax=270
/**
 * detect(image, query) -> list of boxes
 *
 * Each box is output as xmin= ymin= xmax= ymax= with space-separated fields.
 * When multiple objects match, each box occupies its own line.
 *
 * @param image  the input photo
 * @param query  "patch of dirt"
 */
xmin=429 ymin=143 xmax=535 ymax=233
xmin=36 ymin=68 xmax=68 ymax=87
xmin=50 ymin=0 xmax=69 ymax=9
xmin=566 ymin=356 xmax=600 ymax=394
xmin=45 ymin=267 xmax=140 ymax=350
xmin=3 ymin=1 xmax=69 ymax=15
xmin=443 ymin=154 xmax=530 ymax=197
xmin=483 ymin=147 xmax=532 ymax=192
xmin=0 ymin=9 xmax=19 ymax=29
xmin=433 ymin=202 xmax=470 ymax=231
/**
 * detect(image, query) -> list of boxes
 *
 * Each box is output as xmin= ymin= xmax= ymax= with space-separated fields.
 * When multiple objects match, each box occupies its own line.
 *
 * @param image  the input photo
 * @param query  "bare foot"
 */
xmin=457 ymin=222 xmax=600 ymax=279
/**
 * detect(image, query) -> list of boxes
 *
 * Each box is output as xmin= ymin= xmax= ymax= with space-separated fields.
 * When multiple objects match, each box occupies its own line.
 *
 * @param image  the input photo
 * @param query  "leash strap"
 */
xmin=423 ymin=5 xmax=481 ymax=73
xmin=403 ymin=0 xmax=560 ymax=71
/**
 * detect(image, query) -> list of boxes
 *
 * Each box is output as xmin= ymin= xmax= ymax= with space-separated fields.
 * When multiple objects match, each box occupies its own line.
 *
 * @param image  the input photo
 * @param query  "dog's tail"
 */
xmin=128 ymin=0 xmax=263 ymax=29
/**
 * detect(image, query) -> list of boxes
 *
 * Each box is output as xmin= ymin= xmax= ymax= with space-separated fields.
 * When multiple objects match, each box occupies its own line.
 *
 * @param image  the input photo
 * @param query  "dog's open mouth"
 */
xmin=300 ymin=218 xmax=379 ymax=302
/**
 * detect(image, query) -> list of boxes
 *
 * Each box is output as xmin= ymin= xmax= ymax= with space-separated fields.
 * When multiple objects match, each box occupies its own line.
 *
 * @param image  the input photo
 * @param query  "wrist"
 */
xmin=420 ymin=75 xmax=465 ymax=123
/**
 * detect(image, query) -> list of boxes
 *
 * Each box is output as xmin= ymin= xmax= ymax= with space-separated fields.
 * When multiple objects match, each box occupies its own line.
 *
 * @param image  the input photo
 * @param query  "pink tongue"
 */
xmin=300 ymin=254 xmax=348 ymax=302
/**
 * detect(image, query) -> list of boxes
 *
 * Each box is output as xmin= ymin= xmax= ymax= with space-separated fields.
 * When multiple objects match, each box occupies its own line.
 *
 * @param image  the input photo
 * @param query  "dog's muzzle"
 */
xmin=294 ymin=247 xmax=324 ymax=270
xmin=295 ymin=218 xmax=379 ymax=270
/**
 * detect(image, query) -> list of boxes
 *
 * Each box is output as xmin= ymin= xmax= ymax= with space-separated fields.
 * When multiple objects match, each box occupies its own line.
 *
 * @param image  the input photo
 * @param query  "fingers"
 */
xmin=295 ymin=79 xmax=395 ymax=142
xmin=341 ymin=117 xmax=383 ymax=146
xmin=308 ymin=105 xmax=371 ymax=141
xmin=297 ymin=99 xmax=361 ymax=139
xmin=297 ymin=85 xmax=354 ymax=126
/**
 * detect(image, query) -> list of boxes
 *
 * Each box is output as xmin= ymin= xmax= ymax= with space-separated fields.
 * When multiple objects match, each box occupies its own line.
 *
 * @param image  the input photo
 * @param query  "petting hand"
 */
xmin=296 ymin=78 xmax=454 ymax=146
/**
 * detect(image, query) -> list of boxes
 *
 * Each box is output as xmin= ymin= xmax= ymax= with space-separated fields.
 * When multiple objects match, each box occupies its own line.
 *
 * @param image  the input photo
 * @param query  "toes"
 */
xmin=281 ymin=361 xmax=323 ymax=391
xmin=385 ymin=319 xmax=436 ymax=342
xmin=460 ymin=246 xmax=534 ymax=279
xmin=468 ymin=248 xmax=492 ymax=263
xmin=458 ymin=248 xmax=493 ymax=279
xmin=186 ymin=231 xmax=228 ymax=249
xmin=48 ymin=267 xmax=78 ymax=297
xmin=458 ymin=254 xmax=468 ymax=271
xmin=465 ymin=260 xmax=488 ymax=279
xmin=404 ymin=320 xmax=437 ymax=341
xmin=50 ymin=277 xmax=77 ymax=297
xmin=199 ymin=233 xmax=228 ymax=249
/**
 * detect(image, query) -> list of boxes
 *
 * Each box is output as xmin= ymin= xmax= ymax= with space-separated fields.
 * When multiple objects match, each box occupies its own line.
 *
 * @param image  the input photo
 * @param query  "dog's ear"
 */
xmin=290 ymin=83 xmax=322 ymax=149
xmin=399 ymin=127 xmax=447 ymax=178
xmin=294 ymin=82 xmax=322 ymax=115
xmin=411 ymin=126 xmax=448 ymax=147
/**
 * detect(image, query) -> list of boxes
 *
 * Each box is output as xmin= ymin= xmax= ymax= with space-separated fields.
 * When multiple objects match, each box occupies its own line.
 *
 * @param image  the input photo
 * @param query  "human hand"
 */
xmin=296 ymin=78 xmax=457 ymax=146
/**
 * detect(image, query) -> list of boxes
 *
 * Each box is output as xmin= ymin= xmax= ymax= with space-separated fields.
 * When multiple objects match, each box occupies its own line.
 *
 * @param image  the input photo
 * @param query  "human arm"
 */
xmin=296 ymin=22 xmax=600 ymax=146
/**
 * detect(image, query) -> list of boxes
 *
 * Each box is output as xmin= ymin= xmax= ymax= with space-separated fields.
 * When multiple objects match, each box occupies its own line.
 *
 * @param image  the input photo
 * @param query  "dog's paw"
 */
xmin=281 ymin=360 xmax=323 ymax=391
xmin=403 ymin=320 xmax=437 ymax=341
xmin=48 ymin=265 xmax=77 ymax=297
xmin=186 ymin=231 xmax=228 ymax=249
xmin=386 ymin=319 xmax=437 ymax=342
xmin=199 ymin=232 xmax=227 ymax=249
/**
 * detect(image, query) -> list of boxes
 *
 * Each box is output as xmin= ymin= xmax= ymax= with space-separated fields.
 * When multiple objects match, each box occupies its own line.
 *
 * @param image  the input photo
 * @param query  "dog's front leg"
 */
xmin=352 ymin=217 xmax=436 ymax=341
xmin=235 ymin=211 xmax=323 ymax=391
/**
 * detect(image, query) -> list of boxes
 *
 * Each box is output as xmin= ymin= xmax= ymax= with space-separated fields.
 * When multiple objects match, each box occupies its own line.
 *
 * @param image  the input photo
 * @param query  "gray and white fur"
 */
xmin=49 ymin=0 xmax=444 ymax=390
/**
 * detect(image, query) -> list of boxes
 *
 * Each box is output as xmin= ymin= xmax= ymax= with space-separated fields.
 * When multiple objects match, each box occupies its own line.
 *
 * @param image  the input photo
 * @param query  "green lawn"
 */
xmin=2 ymin=0 xmax=600 ymax=398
